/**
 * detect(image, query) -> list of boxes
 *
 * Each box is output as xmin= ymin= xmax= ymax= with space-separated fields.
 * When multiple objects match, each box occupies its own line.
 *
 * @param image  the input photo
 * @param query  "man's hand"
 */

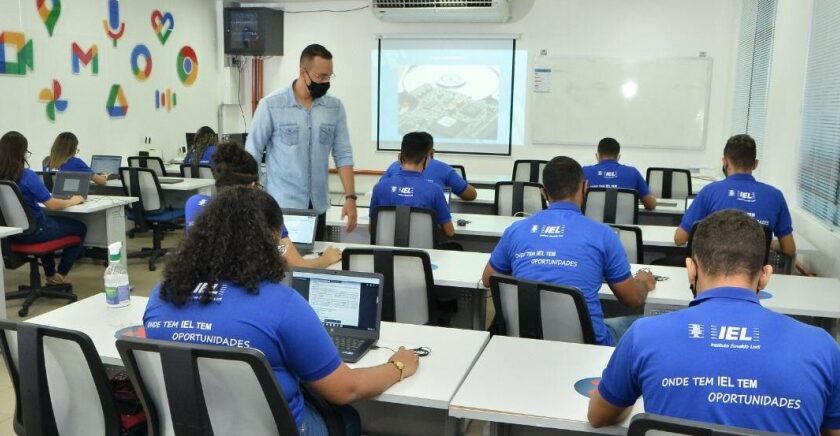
xmin=342 ymin=198 xmax=357 ymax=232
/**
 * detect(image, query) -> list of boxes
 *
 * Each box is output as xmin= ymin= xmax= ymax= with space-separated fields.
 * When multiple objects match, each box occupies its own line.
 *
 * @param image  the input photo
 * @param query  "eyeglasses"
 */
xmin=24 ymin=150 xmax=32 ymax=159
xmin=306 ymin=69 xmax=335 ymax=83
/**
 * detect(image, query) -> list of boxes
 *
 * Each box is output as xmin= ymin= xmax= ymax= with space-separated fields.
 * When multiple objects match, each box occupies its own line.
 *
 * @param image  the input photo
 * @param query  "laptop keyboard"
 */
xmin=332 ymin=336 xmax=364 ymax=354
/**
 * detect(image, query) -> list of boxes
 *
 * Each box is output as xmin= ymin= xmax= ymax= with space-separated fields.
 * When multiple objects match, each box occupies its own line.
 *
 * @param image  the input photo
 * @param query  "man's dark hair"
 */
xmin=597 ymin=137 xmax=620 ymax=157
xmin=724 ymin=134 xmax=757 ymax=169
xmin=300 ymin=44 xmax=333 ymax=66
xmin=400 ymin=132 xmax=433 ymax=165
xmin=692 ymin=209 xmax=765 ymax=279
xmin=542 ymin=156 xmax=584 ymax=201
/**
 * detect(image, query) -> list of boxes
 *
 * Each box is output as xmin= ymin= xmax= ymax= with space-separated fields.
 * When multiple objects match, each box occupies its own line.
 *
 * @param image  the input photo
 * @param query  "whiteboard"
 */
xmin=530 ymin=57 xmax=712 ymax=149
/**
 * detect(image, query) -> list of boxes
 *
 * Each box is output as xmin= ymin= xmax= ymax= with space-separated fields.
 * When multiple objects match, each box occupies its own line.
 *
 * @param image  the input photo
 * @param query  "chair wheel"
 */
xmin=149 ymin=264 xmax=156 ymax=272
xmin=128 ymin=231 xmax=135 ymax=239
xmin=18 ymin=308 xmax=28 ymax=317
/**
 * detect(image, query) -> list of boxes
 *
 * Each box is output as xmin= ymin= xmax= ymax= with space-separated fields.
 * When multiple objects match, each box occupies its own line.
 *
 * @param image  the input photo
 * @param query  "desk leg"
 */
xmin=470 ymin=288 xmax=488 ymax=330
xmin=198 ymin=186 xmax=213 ymax=196
xmin=104 ymin=207 xmax=128 ymax=269
xmin=0 ymin=243 xmax=6 ymax=317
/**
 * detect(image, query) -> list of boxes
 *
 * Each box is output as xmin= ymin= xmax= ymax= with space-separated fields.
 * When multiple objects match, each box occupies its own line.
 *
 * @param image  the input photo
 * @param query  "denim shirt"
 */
xmin=246 ymin=83 xmax=353 ymax=213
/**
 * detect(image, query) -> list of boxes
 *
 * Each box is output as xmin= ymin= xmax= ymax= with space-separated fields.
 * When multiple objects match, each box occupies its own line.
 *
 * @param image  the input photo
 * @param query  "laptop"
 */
xmin=52 ymin=171 xmax=91 ymax=200
xmin=90 ymin=155 xmax=122 ymax=180
xmin=290 ymin=268 xmax=384 ymax=363
xmin=282 ymin=208 xmax=319 ymax=254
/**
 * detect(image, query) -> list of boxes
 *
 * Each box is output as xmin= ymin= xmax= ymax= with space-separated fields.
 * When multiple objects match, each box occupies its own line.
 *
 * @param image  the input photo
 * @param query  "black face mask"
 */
xmin=307 ymin=80 xmax=330 ymax=99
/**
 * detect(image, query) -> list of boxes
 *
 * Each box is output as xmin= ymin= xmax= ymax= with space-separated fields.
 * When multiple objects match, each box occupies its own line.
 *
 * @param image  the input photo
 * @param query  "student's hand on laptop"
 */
xmin=321 ymin=246 xmax=342 ymax=265
xmin=635 ymin=269 xmax=656 ymax=291
xmin=71 ymin=195 xmax=85 ymax=205
xmin=389 ymin=347 xmax=420 ymax=379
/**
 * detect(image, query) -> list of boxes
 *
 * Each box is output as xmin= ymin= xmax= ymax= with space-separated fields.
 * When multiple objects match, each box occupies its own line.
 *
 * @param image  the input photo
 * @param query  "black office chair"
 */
xmin=0 ymin=320 xmax=122 ymax=436
xmin=494 ymin=181 xmax=546 ymax=216
xmin=628 ymin=413 xmax=780 ymax=436
xmin=451 ymin=164 xmax=467 ymax=181
xmin=343 ymin=248 xmax=439 ymax=325
xmin=370 ymin=205 xmax=439 ymax=249
xmin=610 ymin=225 xmax=644 ymax=264
xmin=179 ymin=163 xmax=214 ymax=179
xmin=583 ymin=187 xmax=640 ymax=224
xmin=116 ymin=336 xmax=299 ymax=436
xmin=646 ymin=167 xmax=692 ymax=199
xmin=512 ymin=160 xmax=548 ymax=184
xmin=35 ymin=171 xmax=56 ymax=192
xmin=128 ymin=155 xmax=171 ymax=177
xmin=489 ymin=275 xmax=596 ymax=344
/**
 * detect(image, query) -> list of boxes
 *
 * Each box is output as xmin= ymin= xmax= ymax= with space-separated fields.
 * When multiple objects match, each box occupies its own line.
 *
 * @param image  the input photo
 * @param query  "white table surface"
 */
xmin=467 ymin=173 xmax=510 ymax=186
xmin=450 ymin=335 xmax=641 ymax=434
xmin=105 ymin=177 xmax=214 ymax=191
xmin=451 ymin=188 xmax=494 ymax=205
xmin=599 ymin=265 xmax=840 ymax=319
xmin=55 ymin=195 xmax=137 ymax=213
xmin=27 ymin=294 xmax=147 ymax=365
xmin=314 ymin=241 xmax=488 ymax=289
xmin=350 ymin=322 xmax=489 ymax=409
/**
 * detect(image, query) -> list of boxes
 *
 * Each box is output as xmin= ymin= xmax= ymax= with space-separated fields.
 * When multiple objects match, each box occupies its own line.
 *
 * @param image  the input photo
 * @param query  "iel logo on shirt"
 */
xmin=574 ymin=377 xmax=601 ymax=398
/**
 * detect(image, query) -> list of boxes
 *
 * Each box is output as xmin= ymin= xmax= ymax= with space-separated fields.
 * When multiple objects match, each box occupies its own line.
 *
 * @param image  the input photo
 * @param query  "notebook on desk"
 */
xmin=52 ymin=171 xmax=91 ymax=200
xmin=290 ymin=268 xmax=384 ymax=363
xmin=282 ymin=209 xmax=319 ymax=254
xmin=90 ymin=155 xmax=121 ymax=179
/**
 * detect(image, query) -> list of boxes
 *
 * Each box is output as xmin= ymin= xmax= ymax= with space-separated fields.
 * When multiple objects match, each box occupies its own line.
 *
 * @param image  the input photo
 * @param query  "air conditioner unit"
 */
xmin=371 ymin=0 xmax=511 ymax=23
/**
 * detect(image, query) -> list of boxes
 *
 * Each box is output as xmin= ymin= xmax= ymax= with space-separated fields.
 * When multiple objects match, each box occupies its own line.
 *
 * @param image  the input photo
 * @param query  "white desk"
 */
xmin=95 ymin=178 xmax=214 ymax=208
xmin=47 ymin=195 xmax=138 ymax=268
xmin=598 ymin=265 xmax=840 ymax=319
xmin=27 ymin=293 xmax=147 ymax=365
xmin=468 ymin=173 xmax=509 ymax=189
xmin=0 ymin=226 xmax=24 ymax=317
xmin=450 ymin=335 xmax=641 ymax=434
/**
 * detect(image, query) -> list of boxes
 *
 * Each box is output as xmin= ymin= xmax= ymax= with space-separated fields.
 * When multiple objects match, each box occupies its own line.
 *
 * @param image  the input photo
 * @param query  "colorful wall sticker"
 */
xmin=71 ymin=43 xmax=98 ymax=74
xmin=155 ymin=89 xmax=177 ymax=111
xmin=36 ymin=0 xmax=61 ymax=36
xmin=106 ymin=84 xmax=128 ymax=118
xmin=0 ymin=31 xmax=34 ymax=75
xmin=103 ymin=0 xmax=125 ymax=47
xmin=38 ymin=79 xmax=68 ymax=121
xmin=130 ymin=44 xmax=152 ymax=81
xmin=176 ymin=46 xmax=198 ymax=86
xmin=150 ymin=10 xmax=175 ymax=45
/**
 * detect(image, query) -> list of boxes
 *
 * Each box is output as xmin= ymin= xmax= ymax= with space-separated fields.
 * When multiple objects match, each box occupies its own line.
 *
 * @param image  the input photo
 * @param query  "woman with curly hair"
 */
xmin=183 ymin=125 xmax=217 ymax=165
xmin=185 ymin=141 xmax=342 ymax=268
xmin=143 ymin=187 xmax=419 ymax=435
xmin=42 ymin=131 xmax=108 ymax=185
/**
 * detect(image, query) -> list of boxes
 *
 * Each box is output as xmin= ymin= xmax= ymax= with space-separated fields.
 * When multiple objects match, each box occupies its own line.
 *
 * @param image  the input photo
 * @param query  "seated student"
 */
xmin=382 ymin=132 xmax=477 ymax=201
xmin=42 ymin=132 xmax=108 ymax=185
xmin=370 ymin=132 xmax=455 ymax=238
xmin=1 ymin=131 xmax=87 ymax=285
xmin=185 ymin=141 xmax=342 ymax=268
xmin=183 ymin=126 xmax=217 ymax=165
xmin=482 ymin=156 xmax=655 ymax=345
xmin=583 ymin=137 xmax=656 ymax=210
xmin=674 ymin=134 xmax=796 ymax=256
xmin=589 ymin=210 xmax=840 ymax=435
xmin=144 ymin=187 xmax=419 ymax=435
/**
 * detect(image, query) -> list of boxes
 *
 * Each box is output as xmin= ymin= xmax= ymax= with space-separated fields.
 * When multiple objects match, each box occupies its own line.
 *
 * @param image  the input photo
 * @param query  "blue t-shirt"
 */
xmin=184 ymin=145 xmax=217 ymax=165
xmin=184 ymin=193 xmax=288 ymax=238
xmin=43 ymin=156 xmax=94 ymax=173
xmin=582 ymin=160 xmax=651 ymax=197
xmin=598 ymin=287 xmax=840 ymax=435
xmin=143 ymin=281 xmax=342 ymax=428
xmin=15 ymin=168 xmax=51 ymax=223
xmin=383 ymin=158 xmax=469 ymax=196
xmin=370 ymin=169 xmax=452 ymax=225
xmin=680 ymin=174 xmax=793 ymax=238
xmin=488 ymin=201 xmax=631 ymax=345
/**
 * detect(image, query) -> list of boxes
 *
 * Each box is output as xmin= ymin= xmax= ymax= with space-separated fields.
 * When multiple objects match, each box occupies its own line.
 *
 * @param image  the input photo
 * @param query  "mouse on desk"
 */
xmin=457 ymin=218 xmax=470 ymax=227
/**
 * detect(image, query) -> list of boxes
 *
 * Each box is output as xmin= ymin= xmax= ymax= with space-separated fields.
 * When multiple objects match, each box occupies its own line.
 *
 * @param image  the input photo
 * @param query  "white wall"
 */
xmin=251 ymin=0 xmax=740 ymax=174
xmin=0 ymin=0 xmax=222 ymax=163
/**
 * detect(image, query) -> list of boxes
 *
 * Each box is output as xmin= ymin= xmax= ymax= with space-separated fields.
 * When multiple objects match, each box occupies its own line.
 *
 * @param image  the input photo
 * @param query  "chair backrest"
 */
xmin=646 ymin=167 xmax=692 ymax=199
xmin=451 ymin=164 xmax=467 ymax=180
xmin=610 ymin=224 xmax=644 ymax=264
xmin=128 ymin=156 xmax=166 ymax=176
xmin=512 ymin=160 xmax=547 ymax=184
xmin=583 ymin=187 xmax=640 ymax=224
xmin=370 ymin=205 xmax=437 ymax=249
xmin=627 ymin=413 xmax=780 ymax=436
xmin=180 ymin=164 xmax=214 ymax=180
xmin=36 ymin=171 xmax=55 ymax=192
xmin=0 ymin=320 xmax=121 ymax=436
xmin=116 ymin=336 xmax=298 ymax=436
xmin=342 ymin=248 xmax=437 ymax=325
xmin=489 ymin=275 xmax=596 ymax=344
xmin=494 ymin=181 xmax=546 ymax=216
xmin=119 ymin=167 xmax=166 ymax=216
xmin=0 ymin=180 xmax=36 ymax=236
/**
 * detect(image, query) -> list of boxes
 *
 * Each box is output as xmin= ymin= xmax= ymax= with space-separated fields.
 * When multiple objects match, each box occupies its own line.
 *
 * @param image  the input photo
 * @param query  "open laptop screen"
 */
xmin=283 ymin=210 xmax=318 ymax=244
xmin=52 ymin=171 xmax=91 ymax=199
xmin=291 ymin=270 xmax=381 ymax=333
xmin=90 ymin=155 xmax=121 ymax=174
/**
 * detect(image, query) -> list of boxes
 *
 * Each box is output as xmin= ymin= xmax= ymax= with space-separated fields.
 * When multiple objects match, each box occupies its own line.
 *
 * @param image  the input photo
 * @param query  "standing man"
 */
xmin=247 ymin=44 xmax=357 ymax=238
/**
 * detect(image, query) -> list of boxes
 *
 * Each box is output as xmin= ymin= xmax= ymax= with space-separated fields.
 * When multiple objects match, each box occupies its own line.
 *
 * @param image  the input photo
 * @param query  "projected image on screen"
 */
xmin=398 ymin=65 xmax=500 ymax=140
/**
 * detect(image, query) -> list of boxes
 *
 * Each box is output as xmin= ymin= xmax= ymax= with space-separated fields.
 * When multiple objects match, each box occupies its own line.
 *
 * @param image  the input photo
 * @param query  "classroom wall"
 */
xmin=0 ymin=0 xmax=221 ymax=164
xmin=249 ymin=0 xmax=740 ymax=175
